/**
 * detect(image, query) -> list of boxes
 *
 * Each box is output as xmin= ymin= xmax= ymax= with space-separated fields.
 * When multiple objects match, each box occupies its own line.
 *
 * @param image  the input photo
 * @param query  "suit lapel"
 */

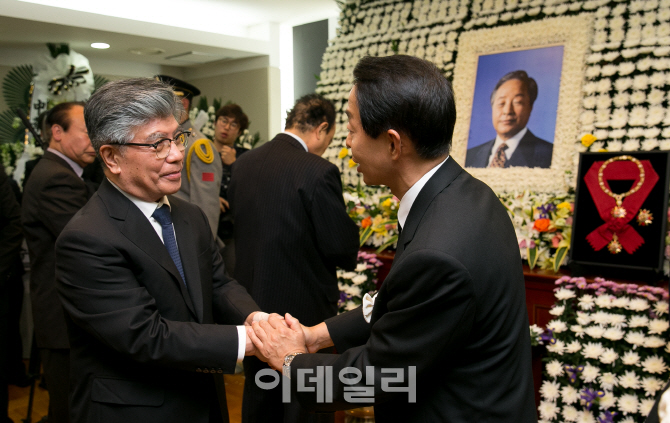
xmin=171 ymin=201 xmax=204 ymax=323
xmin=394 ymin=158 xmax=463 ymax=262
xmin=98 ymin=180 xmax=197 ymax=319
xmin=506 ymin=131 xmax=535 ymax=167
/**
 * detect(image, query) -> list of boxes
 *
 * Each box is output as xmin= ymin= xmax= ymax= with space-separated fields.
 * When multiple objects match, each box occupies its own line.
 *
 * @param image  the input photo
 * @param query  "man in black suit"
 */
xmin=249 ymin=56 xmax=537 ymax=422
xmin=55 ymin=78 xmax=264 ymax=423
xmin=22 ymin=101 xmax=95 ymax=423
xmin=465 ymin=70 xmax=553 ymax=169
xmin=229 ymin=94 xmax=359 ymax=423
xmin=1 ymin=163 xmax=23 ymax=423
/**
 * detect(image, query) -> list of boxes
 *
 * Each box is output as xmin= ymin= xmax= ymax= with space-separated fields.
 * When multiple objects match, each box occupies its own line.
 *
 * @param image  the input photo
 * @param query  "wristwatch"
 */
xmin=282 ymin=352 xmax=304 ymax=379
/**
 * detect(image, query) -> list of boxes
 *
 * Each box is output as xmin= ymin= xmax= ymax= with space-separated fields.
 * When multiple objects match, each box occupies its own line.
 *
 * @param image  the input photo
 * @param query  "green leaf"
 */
xmin=553 ymin=246 xmax=569 ymax=273
xmin=0 ymin=109 xmax=26 ymax=144
xmin=376 ymin=235 xmax=398 ymax=254
xmin=359 ymin=226 xmax=373 ymax=247
xmin=527 ymin=247 xmax=538 ymax=270
xmin=93 ymin=75 xmax=110 ymax=92
xmin=2 ymin=64 xmax=34 ymax=110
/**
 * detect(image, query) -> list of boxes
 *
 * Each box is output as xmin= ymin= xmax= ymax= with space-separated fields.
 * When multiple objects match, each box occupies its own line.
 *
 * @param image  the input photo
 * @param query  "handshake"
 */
xmin=243 ymin=312 xmax=333 ymax=371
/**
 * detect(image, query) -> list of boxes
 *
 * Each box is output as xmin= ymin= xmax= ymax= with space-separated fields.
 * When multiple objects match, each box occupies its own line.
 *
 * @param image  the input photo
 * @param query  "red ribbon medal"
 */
xmin=583 ymin=158 xmax=658 ymax=254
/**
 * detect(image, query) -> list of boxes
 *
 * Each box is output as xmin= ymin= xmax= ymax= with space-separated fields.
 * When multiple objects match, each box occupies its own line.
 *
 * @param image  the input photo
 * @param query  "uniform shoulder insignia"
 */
xmin=186 ymin=138 xmax=215 ymax=181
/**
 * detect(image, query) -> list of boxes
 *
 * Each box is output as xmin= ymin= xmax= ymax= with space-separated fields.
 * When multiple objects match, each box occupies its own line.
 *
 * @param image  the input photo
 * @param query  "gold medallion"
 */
xmin=637 ymin=209 xmax=653 ymax=226
xmin=607 ymin=234 xmax=622 ymax=254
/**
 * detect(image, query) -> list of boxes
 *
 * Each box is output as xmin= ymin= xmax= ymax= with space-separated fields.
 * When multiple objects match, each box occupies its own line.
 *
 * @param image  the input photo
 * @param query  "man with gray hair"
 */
xmin=465 ymin=70 xmax=553 ymax=168
xmin=55 ymin=78 xmax=264 ymax=423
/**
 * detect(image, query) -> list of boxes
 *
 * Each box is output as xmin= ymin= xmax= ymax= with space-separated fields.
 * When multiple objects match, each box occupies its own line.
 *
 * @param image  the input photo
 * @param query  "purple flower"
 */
xmin=580 ymin=387 xmax=605 ymax=411
xmin=338 ymin=292 xmax=351 ymax=307
xmin=598 ymin=410 xmax=617 ymax=423
xmin=537 ymin=203 xmax=556 ymax=219
xmin=540 ymin=329 xmax=556 ymax=345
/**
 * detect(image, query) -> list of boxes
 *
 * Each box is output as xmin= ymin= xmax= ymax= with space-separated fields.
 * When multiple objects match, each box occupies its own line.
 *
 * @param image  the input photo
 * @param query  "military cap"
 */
xmin=154 ymin=75 xmax=201 ymax=100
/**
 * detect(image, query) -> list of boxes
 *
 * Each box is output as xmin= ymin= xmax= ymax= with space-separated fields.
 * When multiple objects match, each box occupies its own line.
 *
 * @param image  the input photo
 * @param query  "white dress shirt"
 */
xmin=108 ymin=180 xmax=254 ymax=361
xmin=486 ymin=127 xmax=528 ymax=167
xmin=47 ymin=148 xmax=84 ymax=178
xmin=283 ymin=131 xmax=309 ymax=152
xmin=362 ymin=156 xmax=449 ymax=323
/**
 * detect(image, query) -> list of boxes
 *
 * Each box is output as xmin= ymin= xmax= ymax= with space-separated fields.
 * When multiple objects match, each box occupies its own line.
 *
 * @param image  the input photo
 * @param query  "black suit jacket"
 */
xmin=55 ymin=179 xmax=260 ymax=423
xmin=229 ymin=134 xmax=359 ymax=327
xmin=22 ymin=151 xmax=91 ymax=349
xmin=290 ymin=159 xmax=537 ymax=422
xmin=465 ymin=129 xmax=553 ymax=168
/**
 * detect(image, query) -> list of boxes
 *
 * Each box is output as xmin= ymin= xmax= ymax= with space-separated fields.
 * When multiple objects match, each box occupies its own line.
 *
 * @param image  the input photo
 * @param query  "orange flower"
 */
xmin=533 ymin=218 xmax=551 ymax=232
xmin=361 ymin=216 xmax=372 ymax=228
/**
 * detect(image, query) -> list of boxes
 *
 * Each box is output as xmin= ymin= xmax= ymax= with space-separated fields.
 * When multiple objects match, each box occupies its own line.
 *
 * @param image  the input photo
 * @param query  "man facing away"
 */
xmin=54 ymin=78 xmax=270 ymax=423
xmin=465 ymin=70 xmax=553 ymax=169
xmin=229 ymin=94 xmax=359 ymax=423
xmin=22 ymin=101 xmax=95 ymax=423
xmin=249 ymin=56 xmax=537 ymax=422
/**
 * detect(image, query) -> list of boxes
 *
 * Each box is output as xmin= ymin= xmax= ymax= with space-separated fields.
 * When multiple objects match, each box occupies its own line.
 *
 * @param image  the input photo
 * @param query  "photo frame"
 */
xmin=451 ymin=15 xmax=593 ymax=193
xmin=570 ymin=151 xmax=670 ymax=275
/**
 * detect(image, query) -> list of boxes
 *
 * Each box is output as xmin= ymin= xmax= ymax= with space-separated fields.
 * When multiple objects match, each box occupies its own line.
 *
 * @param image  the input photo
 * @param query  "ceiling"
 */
xmin=0 ymin=0 xmax=340 ymax=67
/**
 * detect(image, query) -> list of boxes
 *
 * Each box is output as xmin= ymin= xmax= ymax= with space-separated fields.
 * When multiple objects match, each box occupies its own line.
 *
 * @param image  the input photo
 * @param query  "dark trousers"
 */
xmin=242 ymin=356 xmax=334 ymax=423
xmin=5 ymin=269 xmax=25 ymax=383
xmin=40 ymin=348 xmax=70 ymax=423
xmin=0 ymin=281 xmax=9 ymax=422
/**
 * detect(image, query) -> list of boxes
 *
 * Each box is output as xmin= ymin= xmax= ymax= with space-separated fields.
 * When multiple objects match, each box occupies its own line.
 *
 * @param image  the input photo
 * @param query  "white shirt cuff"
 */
xmin=236 ymin=326 xmax=246 ymax=362
xmin=362 ymin=292 xmax=377 ymax=323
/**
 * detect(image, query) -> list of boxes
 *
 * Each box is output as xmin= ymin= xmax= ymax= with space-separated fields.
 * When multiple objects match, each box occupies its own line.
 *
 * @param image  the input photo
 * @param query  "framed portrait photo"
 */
xmin=451 ymin=15 xmax=593 ymax=193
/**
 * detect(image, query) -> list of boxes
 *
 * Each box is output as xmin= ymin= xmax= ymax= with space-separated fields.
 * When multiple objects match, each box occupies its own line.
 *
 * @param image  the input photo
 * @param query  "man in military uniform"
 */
xmin=156 ymin=75 xmax=222 ymax=237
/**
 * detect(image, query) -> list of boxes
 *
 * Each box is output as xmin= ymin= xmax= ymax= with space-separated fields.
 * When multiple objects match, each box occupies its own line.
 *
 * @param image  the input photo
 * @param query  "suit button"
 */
xmin=196 ymin=368 xmax=202 ymax=373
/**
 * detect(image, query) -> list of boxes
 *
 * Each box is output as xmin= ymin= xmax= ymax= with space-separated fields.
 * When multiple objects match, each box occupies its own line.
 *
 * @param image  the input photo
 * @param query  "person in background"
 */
xmin=229 ymin=94 xmax=359 ymax=423
xmin=0 ymin=163 xmax=23 ymax=423
xmin=214 ymin=104 xmax=249 ymax=276
xmin=22 ymin=101 xmax=95 ymax=423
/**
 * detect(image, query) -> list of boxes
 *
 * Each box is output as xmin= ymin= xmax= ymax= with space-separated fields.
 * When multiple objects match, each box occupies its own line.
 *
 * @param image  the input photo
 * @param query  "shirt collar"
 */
xmin=282 ymin=131 xmax=308 ymax=152
xmin=47 ymin=148 xmax=84 ymax=178
xmin=488 ymin=127 xmax=528 ymax=166
xmin=397 ymin=156 xmax=449 ymax=229
xmin=107 ymin=178 xmax=170 ymax=219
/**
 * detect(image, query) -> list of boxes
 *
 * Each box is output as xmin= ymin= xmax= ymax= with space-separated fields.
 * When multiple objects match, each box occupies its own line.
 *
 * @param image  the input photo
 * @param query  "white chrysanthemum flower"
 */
xmin=566 ymin=341 xmax=582 ymax=353
xmin=642 ymin=376 xmax=665 ymax=396
xmin=549 ymin=305 xmax=565 ymax=316
xmin=530 ymin=324 xmax=544 ymax=337
xmin=630 ymin=90 xmax=647 ymax=104
xmin=619 ymin=393 xmax=639 ymax=414
xmin=596 ymin=79 xmax=612 ymax=93
xmin=341 ymin=272 xmax=357 ymax=279
xmin=604 ymin=327 xmax=625 ymax=341
xmin=647 ymin=106 xmax=666 ymax=125
xmin=583 ymin=96 xmax=597 ymax=109
xmin=538 ymin=401 xmax=559 ymax=421
xmin=562 ymin=405 xmax=579 ymax=422
xmin=582 ymin=342 xmax=605 ymax=359
xmin=661 ymin=140 xmax=670 ymax=150
xmin=540 ymin=380 xmax=561 ymax=401
xmin=629 ymin=315 xmax=650 ymax=327
xmin=555 ymin=288 xmax=576 ymax=300
xmin=599 ymin=372 xmax=619 ymax=390
xmin=629 ymin=127 xmax=646 ymax=138
xmin=609 ymin=313 xmax=627 ymax=327
xmin=612 ymin=92 xmax=630 ymax=108
xmin=642 ymin=355 xmax=668 ymax=374
xmin=562 ymin=385 xmax=580 ymax=404
xmin=547 ymin=320 xmax=567 ymax=333
xmin=581 ymin=363 xmax=600 ymax=383
xmin=619 ymin=63 xmax=636 ymax=75
xmin=645 ymin=336 xmax=666 ymax=349
xmin=641 ymin=138 xmax=658 ymax=151
xmin=619 ymin=370 xmax=641 ymax=389
xmin=611 ymin=109 xmax=629 ymax=129
xmin=614 ymin=77 xmax=633 ymax=91
xmin=595 ymin=295 xmax=613 ymax=308
xmin=546 ymin=359 xmax=564 ymax=378
xmin=584 ymin=325 xmax=606 ymax=339
xmin=601 ymin=64 xmax=618 ymax=77
xmin=610 ymin=129 xmax=627 ymax=139
xmin=620 ymin=417 xmax=635 ymax=423
xmin=600 ymin=348 xmax=619 ymax=364
xmin=547 ymin=340 xmax=565 ymax=355
xmin=648 ymin=89 xmax=665 ymax=105
xmin=590 ymin=141 xmax=605 ymax=152
xmin=591 ymin=311 xmax=610 ymax=325
xmin=648 ymin=319 xmax=669 ymax=334
xmin=571 ymin=325 xmax=585 ymax=338
xmin=650 ymin=72 xmax=667 ymax=86
xmin=629 ymin=106 xmax=647 ymax=126
xmin=600 ymin=391 xmax=616 ymax=409
xmin=622 ymin=350 xmax=641 ymax=366
xmin=630 ymin=298 xmax=651 ymax=311
xmin=625 ymin=331 xmax=647 ymax=346
xmin=639 ymin=398 xmax=655 ymax=417
xmin=634 ymin=74 xmax=650 ymax=90
xmin=351 ymin=275 xmax=367 ymax=285
xmin=607 ymin=140 xmax=623 ymax=152
xmin=655 ymin=301 xmax=669 ymax=316
xmin=581 ymin=110 xmax=596 ymax=125
xmin=577 ymin=312 xmax=592 ymax=325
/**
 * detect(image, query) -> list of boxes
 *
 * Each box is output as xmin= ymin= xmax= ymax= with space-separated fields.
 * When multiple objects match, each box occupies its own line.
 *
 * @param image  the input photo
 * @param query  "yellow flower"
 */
xmin=382 ymin=198 xmax=392 ymax=208
xmin=581 ymin=134 xmax=597 ymax=147
xmin=598 ymin=148 xmax=608 ymax=152
xmin=348 ymin=159 xmax=358 ymax=168
xmin=338 ymin=147 xmax=349 ymax=159
xmin=557 ymin=202 xmax=571 ymax=209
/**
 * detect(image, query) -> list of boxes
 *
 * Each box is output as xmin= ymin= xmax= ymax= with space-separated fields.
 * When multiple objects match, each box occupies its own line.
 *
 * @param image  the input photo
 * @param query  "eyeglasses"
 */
xmin=216 ymin=117 xmax=239 ymax=130
xmin=108 ymin=131 xmax=190 ymax=159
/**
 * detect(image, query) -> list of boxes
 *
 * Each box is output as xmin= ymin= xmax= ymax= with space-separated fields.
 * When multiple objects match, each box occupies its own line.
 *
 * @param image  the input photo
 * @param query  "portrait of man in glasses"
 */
xmin=54 ymin=78 xmax=263 ymax=423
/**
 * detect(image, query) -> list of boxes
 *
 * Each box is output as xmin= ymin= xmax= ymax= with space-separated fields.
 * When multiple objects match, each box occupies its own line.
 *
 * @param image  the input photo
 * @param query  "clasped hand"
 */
xmin=247 ymin=313 xmax=307 ymax=370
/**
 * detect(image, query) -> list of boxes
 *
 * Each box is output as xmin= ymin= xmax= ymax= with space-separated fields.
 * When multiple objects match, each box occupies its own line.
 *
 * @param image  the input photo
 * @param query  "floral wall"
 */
xmin=317 ymin=0 xmax=670 ymax=273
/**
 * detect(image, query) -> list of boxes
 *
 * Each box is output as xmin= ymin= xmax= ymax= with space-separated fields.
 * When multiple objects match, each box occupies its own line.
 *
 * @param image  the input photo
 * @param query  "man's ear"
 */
xmin=51 ymin=124 xmax=64 ymax=143
xmin=386 ymin=129 xmax=402 ymax=160
xmin=99 ymin=145 xmax=122 ymax=175
xmin=315 ymin=121 xmax=329 ymax=141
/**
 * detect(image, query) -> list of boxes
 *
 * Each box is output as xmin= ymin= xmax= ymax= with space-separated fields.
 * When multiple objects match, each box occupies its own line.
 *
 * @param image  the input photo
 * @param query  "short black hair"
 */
xmin=353 ymin=55 xmax=456 ymax=160
xmin=42 ymin=101 xmax=86 ymax=145
xmin=285 ymin=94 xmax=335 ymax=134
xmin=215 ymin=104 xmax=249 ymax=132
xmin=490 ymin=70 xmax=538 ymax=106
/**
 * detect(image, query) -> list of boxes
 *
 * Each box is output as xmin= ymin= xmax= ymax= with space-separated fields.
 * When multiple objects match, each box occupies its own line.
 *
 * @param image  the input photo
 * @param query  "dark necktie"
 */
xmin=489 ymin=143 xmax=508 ymax=168
xmin=152 ymin=205 xmax=186 ymax=285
